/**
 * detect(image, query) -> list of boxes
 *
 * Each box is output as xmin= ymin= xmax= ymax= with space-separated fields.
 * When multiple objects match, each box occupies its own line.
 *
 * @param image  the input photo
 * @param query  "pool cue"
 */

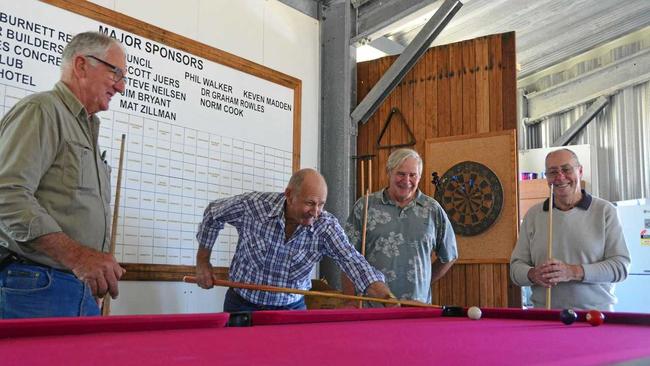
xmin=183 ymin=276 xmax=442 ymax=309
xmin=102 ymin=134 xmax=126 ymax=316
xmin=545 ymin=184 xmax=553 ymax=310
xmin=359 ymin=159 xmax=371 ymax=308
xmin=360 ymin=160 xmax=365 ymax=197
xmin=361 ymin=158 xmax=372 ymax=256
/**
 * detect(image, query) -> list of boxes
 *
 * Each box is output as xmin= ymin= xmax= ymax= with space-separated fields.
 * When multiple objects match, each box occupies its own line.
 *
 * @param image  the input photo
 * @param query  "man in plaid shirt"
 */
xmin=195 ymin=168 xmax=394 ymax=311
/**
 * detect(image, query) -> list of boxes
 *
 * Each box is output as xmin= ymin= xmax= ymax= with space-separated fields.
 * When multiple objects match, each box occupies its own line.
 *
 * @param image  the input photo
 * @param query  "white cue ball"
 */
xmin=467 ymin=306 xmax=482 ymax=320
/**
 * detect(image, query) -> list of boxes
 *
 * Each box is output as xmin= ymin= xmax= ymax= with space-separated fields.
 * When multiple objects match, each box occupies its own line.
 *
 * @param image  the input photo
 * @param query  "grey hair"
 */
xmin=386 ymin=148 xmax=423 ymax=175
xmin=545 ymin=148 xmax=581 ymax=167
xmin=61 ymin=31 xmax=124 ymax=71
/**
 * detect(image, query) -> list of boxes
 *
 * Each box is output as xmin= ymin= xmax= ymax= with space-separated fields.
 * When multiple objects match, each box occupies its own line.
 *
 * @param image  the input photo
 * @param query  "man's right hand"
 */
xmin=195 ymin=247 xmax=215 ymax=289
xmin=34 ymin=232 xmax=125 ymax=299
xmin=70 ymin=247 xmax=125 ymax=299
xmin=195 ymin=261 xmax=215 ymax=289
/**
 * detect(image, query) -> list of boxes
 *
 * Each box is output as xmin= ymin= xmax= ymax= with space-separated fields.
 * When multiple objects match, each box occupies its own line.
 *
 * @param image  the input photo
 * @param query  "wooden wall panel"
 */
xmin=501 ymin=32 xmax=517 ymax=130
xmin=465 ymin=264 xmax=480 ymax=306
xmin=488 ymin=36 xmax=504 ymax=132
xmin=424 ymin=49 xmax=438 ymax=140
xmin=475 ymin=36 xmax=491 ymax=134
xmin=437 ymin=45 xmax=451 ymax=138
xmin=449 ymin=42 xmax=463 ymax=136
xmin=461 ymin=39 xmax=477 ymax=135
xmin=356 ymin=32 xmax=518 ymax=308
xmin=452 ymin=264 xmax=466 ymax=306
xmin=413 ymin=54 xmax=427 ymax=156
xmin=376 ymin=56 xmax=395 ymax=191
xmin=403 ymin=69 xmax=415 ymax=150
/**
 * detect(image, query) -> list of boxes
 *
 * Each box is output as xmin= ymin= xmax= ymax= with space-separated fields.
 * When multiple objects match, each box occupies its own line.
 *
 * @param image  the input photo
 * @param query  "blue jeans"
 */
xmin=0 ymin=262 xmax=99 ymax=319
xmin=223 ymin=288 xmax=306 ymax=312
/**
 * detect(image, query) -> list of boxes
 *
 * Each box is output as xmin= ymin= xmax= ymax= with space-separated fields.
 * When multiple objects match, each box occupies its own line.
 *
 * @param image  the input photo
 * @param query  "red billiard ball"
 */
xmin=586 ymin=310 xmax=605 ymax=326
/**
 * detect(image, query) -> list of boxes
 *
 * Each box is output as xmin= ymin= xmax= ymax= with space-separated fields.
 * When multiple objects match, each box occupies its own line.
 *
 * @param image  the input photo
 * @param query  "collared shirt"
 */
xmin=344 ymin=189 xmax=458 ymax=303
xmin=542 ymin=189 xmax=592 ymax=211
xmin=0 ymin=82 xmax=111 ymax=269
xmin=197 ymin=191 xmax=385 ymax=306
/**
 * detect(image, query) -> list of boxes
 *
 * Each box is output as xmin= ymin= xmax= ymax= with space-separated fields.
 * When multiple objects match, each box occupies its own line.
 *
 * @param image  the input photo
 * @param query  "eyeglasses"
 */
xmin=85 ymin=55 xmax=128 ymax=83
xmin=545 ymin=164 xmax=579 ymax=179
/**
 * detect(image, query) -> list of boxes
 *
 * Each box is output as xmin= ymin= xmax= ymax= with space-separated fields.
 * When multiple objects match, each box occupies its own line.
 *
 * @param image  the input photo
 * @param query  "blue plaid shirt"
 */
xmin=197 ymin=192 xmax=385 ymax=306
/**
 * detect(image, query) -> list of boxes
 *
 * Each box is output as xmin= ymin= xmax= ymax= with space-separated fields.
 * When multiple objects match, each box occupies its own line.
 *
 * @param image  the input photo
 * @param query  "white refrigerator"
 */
xmin=613 ymin=199 xmax=650 ymax=313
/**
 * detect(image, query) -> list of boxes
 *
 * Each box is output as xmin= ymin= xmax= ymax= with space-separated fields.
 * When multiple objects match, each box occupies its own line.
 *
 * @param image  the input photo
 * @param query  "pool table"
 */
xmin=1 ymin=307 xmax=650 ymax=365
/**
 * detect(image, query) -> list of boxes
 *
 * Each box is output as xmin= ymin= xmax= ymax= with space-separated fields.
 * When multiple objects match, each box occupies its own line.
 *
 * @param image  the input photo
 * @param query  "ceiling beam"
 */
xmin=352 ymin=0 xmax=439 ymax=44
xmin=519 ymin=2 xmax=650 ymax=78
xmin=368 ymin=36 xmax=405 ymax=55
xmin=351 ymin=0 xmax=462 ymax=126
xmin=551 ymin=96 xmax=608 ymax=147
xmin=525 ymin=48 xmax=650 ymax=122
xmin=351 ymin=0 xmax=372 ymax=8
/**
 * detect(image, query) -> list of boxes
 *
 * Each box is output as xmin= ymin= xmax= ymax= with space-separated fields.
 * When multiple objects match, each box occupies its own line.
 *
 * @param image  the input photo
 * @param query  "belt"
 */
xmin=0 ymin=253 xmax=73 ymax=274
xmin=0 ymin=254 xmax=15 ymax=271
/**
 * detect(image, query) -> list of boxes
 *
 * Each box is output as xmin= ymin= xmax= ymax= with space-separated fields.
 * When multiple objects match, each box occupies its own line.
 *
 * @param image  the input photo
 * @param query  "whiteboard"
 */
xmin=0 ymin=0 xmax=301 ymax=272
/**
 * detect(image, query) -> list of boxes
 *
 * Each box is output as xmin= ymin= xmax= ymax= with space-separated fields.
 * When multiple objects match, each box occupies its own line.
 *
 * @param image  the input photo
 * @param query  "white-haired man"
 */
xmin=0 ymin=31 xmax=127 ymax=318
xmin=343 ymin=148 xmax=458 ymax=305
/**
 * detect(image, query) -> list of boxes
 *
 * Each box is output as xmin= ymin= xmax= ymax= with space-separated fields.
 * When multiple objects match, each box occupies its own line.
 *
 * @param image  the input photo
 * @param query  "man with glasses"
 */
xmin=0 ymin=31 xmax=127 ymax=318
xmin=510 ymin=148 xmax=630 ymax=311
xmin=342 ymin=148 xmax=458 ymax=306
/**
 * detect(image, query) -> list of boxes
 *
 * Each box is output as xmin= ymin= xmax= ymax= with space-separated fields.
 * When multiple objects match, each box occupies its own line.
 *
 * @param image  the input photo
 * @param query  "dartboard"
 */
xmin=433 ymin=161 xmax=503 ymax=236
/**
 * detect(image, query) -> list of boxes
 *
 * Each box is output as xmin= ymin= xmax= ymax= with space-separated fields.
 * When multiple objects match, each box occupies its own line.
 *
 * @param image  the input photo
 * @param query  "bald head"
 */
xmin=285 ymin=169 xmax=327 ymax=226
xmin=545 ymin=148 xmax=580 ymax=168
xmin=287 ymin=168 xmax=327 ymax=196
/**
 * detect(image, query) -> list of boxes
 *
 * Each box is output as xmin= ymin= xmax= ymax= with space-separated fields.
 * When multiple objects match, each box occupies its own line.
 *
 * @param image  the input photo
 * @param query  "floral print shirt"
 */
xmin=345 ymin=189 xmax=457 ymax=303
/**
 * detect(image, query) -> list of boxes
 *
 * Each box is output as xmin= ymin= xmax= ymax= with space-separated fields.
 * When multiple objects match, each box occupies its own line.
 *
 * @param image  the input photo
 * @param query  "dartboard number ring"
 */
xmin=434 ymin=161 xmax=503 ymax=236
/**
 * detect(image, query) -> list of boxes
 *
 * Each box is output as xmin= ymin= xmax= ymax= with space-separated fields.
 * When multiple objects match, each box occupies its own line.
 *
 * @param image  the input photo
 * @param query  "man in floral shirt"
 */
xmin=343 ymin=149 xmax=458 ymax=304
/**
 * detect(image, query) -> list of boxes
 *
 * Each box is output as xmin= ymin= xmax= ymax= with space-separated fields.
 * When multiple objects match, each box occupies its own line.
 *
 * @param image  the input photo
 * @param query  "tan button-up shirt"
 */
xmin=0 ymin=81 xmax=111 ymax=270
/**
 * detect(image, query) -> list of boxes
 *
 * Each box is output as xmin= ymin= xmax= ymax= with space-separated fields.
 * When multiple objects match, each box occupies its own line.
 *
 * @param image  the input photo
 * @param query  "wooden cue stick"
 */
xmin=359 ymin=162 xmax=371 ymax=308
xmin=102 ymin=134 xmax=126 ymax=316
xmin=545 ymin=184 xmax=553 ymax=310
xmin=183 ymin=276 xmax=442 ymax=309
xmin=363 ymin=159 xmax=374 ymax=255
xmin=360 ymin=160 xmax=365 ymax=197
xmin=368 ymin=158 xmax=372 ymax=192
xmin=360 ymin=159 xmax=372 ymax=258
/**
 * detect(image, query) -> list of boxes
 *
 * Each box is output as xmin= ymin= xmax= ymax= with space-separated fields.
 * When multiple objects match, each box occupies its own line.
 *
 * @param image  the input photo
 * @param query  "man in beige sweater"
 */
xmin=510 ymin=149 xmax=630 ymax=311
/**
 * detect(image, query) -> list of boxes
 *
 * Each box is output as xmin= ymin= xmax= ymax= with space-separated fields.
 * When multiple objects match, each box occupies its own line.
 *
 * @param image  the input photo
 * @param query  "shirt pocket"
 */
xmin=288 ymin=242 xmax=322 ymax=282
xmin=238 ymin=232 xmax=267 ymax=271
xmin=62 ymin=140 xmax=96 ymax=191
